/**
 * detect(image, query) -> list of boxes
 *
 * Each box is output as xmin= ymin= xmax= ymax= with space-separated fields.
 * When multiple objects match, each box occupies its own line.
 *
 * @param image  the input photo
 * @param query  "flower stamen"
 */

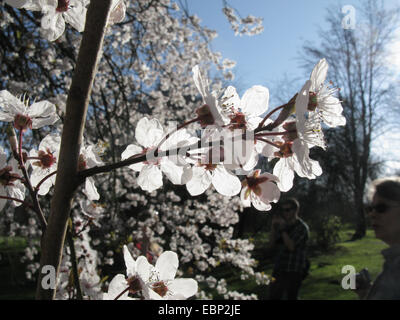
xmin=151 ymin=280 xmax=169 ymax=297
xmin=56 ymin=0 xmax=70 ymax=12
xmin=14 ymin=114 xmax=32 ymax=132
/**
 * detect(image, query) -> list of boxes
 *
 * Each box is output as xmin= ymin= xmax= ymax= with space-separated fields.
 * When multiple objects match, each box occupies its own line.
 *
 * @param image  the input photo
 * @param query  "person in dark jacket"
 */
xmin=268 ymin=197 xmax=309 ymax=300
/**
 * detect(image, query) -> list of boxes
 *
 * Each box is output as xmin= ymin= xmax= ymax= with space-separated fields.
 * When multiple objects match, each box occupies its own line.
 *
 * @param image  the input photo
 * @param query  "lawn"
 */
xmin=0 ymin=228 xmax=388 ymax=300
xmin=300 ymin=229 xmax=387 ymax=300
xmin=239 ymin=227 xmax=388 ymax=300
xmin=0 ymin=237 xmax=36 ymax=300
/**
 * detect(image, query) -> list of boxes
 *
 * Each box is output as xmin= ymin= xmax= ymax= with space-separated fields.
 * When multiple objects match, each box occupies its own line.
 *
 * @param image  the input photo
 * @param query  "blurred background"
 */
xmin=0 ymin=0 xmax=399 ymax=300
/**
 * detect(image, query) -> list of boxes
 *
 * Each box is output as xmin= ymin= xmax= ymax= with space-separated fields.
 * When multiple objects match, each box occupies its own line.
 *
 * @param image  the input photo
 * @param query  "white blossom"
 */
xmin=308 ymin=58 xmax=346 ymax=127
xmin=0 ymin=146 xmax=25 ymax=211
xmin=40 ymin=0 xmax=87 ymax=41
xmin=28 ymin=133 xmax=61 ymax=196
xmin=0 ymin=90 xmax=59 ymax=131
xmin=136 ymin=251 xmax=198 ymax=300
xmin=240 ymin=169 xmax=280 ymax=211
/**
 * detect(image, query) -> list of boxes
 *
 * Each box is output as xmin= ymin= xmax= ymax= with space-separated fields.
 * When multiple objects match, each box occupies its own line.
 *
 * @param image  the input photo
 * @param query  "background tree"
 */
xmin=301 ymin=0 xmax=400 ymax=239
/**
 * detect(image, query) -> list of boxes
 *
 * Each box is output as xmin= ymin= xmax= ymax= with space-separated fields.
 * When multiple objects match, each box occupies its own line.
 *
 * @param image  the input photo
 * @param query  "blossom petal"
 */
xmin=251 ymin=193 xmax=272 ymax=211
xmin=64 ymin=4 xmax=86 ymax=32
xmin=103 ymin=274 xmax=128 ymax=300
xmin=192 ymin=66 xmax=227 ymax=126
xmin=160 ymin=158 xmax=186 ymax=185
xmin=39 ymin=133 xmax=61 ymax=154
xmin=192 ymin=65 xmax=209 ymax=101
xmin=135 ymin=117 xmax=164 ymax=148
xmin=121 ymin=144 xmax=144 ymax=171
xmin=211 ymin=166 xmax=241 ymax=196
xmin=136 ymin=256 xmax=152 ymax=284
xmin=155 ymin=251 xmax=178 ymax=281
xmin=0 ymin=111 xmax=14 ymax=122
xmin=29 ymin=100 xmax=56 ymax=118
xmin=261 ymin=141 xmax=278 ymax=158
xmin=109 ymin=0 xmax=126 ymax=25
xmin=273 ymin=158 xmax=294 ymax=192
xmin=7 ymin=182 xmax=25 ymax=207
xmin=220 ymin=85 xmax=241 ymax=113
xmin=4 ymin=0 xmax=31 ymax=8
xmin=318 ymin=96 xmax=346 ymax=127
xmin=295 ymin=80 xmax=311 ymax=132
xmin=22 ymin=0 xmax=42 ymax=10
xmin=84 ymin=177 xmax=100 ymax=201
xmin=259 ymin=180 xmax=281 ymax=204
xmin=0 ymin=90 xmax=26 ymax=116
xmin=168 ymin=278 xmax=198 ymax=299
xmin=310 ymin=58 xmax=328 ymax=91
xmin=123 ymin=245 xmax=136 ymax=277
xmin=32 ymin=115 xmax=59 ymax=129
xmin=84 ymin=145 xmax=104 ymax=168
xmin=222 ymin=131 xmax=256 ymax=170
xmin=31 ymin=168 xmax=54 ymax=196
xmin=41 ymin=11 xmax=66 ymax=41
xmin=186 ymin=166 xmax=211 ymax=196
xmin=240 ymin=85 xmax=269 ymax=117
xmin=137 ymin=164 xmax=163 ymax=192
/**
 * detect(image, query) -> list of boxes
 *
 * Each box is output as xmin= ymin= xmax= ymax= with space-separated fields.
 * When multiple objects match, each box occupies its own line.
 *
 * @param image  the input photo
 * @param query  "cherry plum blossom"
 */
xmin=122 ymin=117 xmax=193 ymax=193
xmin=308 ymin=58 xmax=346 ymax=128
xmin=40 ymin=0 xmax=87 ymax=41
xmin=136 ymin=250 xmax=198 ymax=300
xmin=0 ymin=90 xmax=59 ymax=131
xmin=28 ymin=133 xmax=61 ymax=196
xmin=240 ymin=169 xmax=280 ymax=211
xmin=0 ymin=146 xmax=25 ymax=211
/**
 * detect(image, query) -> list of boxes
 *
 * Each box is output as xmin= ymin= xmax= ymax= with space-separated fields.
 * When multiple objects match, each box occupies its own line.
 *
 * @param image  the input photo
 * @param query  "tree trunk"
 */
xmin=351 ymin=191 xmax=366 ymax=240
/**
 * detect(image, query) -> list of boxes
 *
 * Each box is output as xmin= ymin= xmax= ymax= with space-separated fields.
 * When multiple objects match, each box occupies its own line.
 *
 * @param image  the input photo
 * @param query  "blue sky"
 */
xmin=188 ymin=0 xmax=399 ymax=89
xmin=188 ymin=0 xmax=400 ymax=174
xmin=188 ymin=0 xmax=339 ymax=90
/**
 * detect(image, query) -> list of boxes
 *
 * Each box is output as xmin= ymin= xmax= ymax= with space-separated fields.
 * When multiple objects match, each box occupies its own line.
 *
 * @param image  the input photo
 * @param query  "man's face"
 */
xmin=281 ymin=204 xmax=296 ymax=222
xmin=369 ymin=193 xmax=400 ymax=246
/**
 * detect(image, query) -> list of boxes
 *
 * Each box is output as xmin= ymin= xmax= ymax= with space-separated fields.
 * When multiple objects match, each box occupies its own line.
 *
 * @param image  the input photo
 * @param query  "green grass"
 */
xmin=226 ymin=227 xmax=388 ymax=300
xmin=0 ymin=237 xmax=27 ymax=253
xmin=300 ymin=229 xmax=387 ymax=300
xmin=0 ymin=237 xmax=36 ymax=300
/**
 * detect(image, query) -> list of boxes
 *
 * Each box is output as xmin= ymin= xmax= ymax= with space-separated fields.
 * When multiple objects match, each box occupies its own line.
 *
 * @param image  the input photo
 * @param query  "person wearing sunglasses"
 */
xmin=355 ymin=176 xmax=400 ymax=300
xmin=268 ymin=197 xmax=310 ymax=300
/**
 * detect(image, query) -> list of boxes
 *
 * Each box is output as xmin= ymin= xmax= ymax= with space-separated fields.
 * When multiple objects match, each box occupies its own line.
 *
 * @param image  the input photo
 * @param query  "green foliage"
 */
xmin=309 ymin=215 xmax=342 ymax=253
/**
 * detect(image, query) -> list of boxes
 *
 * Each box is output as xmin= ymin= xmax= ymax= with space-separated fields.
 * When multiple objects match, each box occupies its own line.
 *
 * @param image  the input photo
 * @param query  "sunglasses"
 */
xmin=281 ymin=207 xmax=295 ymax=213
xmin=365 ymin=203 xmax=400 ymax=214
